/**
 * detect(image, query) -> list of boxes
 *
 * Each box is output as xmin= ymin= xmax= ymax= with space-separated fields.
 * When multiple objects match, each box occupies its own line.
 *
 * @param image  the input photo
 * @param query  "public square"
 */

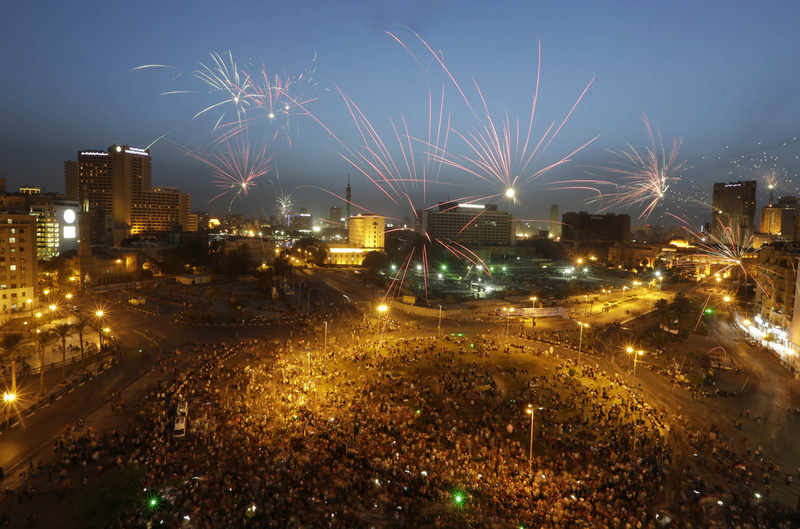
xmin=0 ymin=274 xmax=798 ymax=529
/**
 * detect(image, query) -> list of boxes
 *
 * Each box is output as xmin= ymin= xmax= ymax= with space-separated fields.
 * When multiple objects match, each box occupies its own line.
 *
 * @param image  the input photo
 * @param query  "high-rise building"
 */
xmin=711 ymin=181 xmax=757 ymax=244
xmin=348 ymin=214 xmax=385 ymax=249
xmin=416 ymin=202 xmax=515 ymax=246
xmin=759 ymin=195 xmax=798 ymax=240
xmin=329 ymin=206 xmax=342 ymax=223
xmin=561 ymin=211 xmax=631 ymax=244
xmin=287 ymin=213 xmax=312 ymax=231
xmin=549 ymin=204 xmax=561 ymax=238
xmin=28 ymin=196 xmax=81 ymax=260
xmin=0 ymin=214 xmax=39 ymax=316
xmin=65 ymin=145 xmax=195 ymax=246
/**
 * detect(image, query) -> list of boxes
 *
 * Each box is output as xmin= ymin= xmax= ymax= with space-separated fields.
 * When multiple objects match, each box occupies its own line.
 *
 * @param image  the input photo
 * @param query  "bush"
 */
xmin=568 ymin=368 xmax=576 ymax=377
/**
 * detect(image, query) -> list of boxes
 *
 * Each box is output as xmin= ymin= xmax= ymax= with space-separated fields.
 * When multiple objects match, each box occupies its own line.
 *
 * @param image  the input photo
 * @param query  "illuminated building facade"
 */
xmin=0 ymin=214 xmax=38 ymax=316
xmin=65 ymin=145 xmax=195 ymax=246
xmin=711 ymin=181 xmax=757 ymax=245
xmin=416 ymin=202 xmax=515 ymax=246
xmin=348 ymin=214 xmax=385 ymax=249
xmin=287 ymin=213 xmax=312 ymax=232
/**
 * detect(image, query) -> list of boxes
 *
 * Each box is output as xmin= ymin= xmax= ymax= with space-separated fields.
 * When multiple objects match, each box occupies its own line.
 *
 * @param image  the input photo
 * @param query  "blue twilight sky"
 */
xmin=2 ymin=0 xmax=800 ymax=228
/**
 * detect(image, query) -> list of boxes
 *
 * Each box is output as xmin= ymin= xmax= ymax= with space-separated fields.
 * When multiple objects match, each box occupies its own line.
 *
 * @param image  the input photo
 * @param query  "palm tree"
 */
xmin=0 ymin=333 xmax=26 ymax=394
xmin=204 ymin=285 xmax=221 ymax=321
xmin=671 ymin=293 xmax=693 ymax=338
xmin=33 ymin=329 xmax=55 ymax=397
xmin=52 ymin=323 xmax=74 ymax=384
xmin=654 ymin=298 xmax=672 ymax=348
xmin=72 ymin=318 xmax=90 ymax=370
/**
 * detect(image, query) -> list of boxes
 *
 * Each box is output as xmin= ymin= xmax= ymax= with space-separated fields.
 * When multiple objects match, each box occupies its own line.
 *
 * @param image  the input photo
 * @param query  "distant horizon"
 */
xmin=3 ymin=2 xmax=800 ymax=231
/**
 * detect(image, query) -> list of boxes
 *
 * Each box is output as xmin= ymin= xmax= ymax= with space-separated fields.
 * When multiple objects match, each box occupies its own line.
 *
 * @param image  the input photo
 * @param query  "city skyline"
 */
xmin=3 ymin=1 xmax=800 ymax=227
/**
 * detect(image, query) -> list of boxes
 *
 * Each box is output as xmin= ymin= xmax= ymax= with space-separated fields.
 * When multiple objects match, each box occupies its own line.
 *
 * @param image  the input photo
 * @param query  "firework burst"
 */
xmin=177 ymin=135 xmax=276 ymax=210
xmin=135 ymin=51 xmax=323 ymax=146
xmin=388 ymin=31 xmax=598 ymax=204
xmin=557 ymin=116 xmax=686 ymax=219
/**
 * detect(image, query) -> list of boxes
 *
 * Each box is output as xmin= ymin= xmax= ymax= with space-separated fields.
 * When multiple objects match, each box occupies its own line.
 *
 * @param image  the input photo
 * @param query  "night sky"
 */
xmin=3 ymin=1 xmax=800 ymax=228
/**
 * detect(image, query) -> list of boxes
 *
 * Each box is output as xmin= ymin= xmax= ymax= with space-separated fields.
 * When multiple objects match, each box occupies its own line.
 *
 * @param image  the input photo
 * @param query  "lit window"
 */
xmin=9 ymin=265 xmax=15 ymax=271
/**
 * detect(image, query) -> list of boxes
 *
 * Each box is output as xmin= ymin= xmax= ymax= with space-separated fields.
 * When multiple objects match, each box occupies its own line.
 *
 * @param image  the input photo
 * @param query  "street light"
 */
xmin=438 ymin=305 xmax=443 ymax=337
xmin=627 ymin=347 xmax=644 ymax=386
xmin=3 ymin=391 xmax=16 ymax=428
xmin=622 ymin=286 xmax=628 ymax=300
xmin=576 ymin=321 xmax=589 ymax=365
xmin=95 ymin=310 xmax=105 ymax=353
xmin=48 ymin=303 xmax=57 ymax=323
xmin=376 ymin=304 xmax=389 ymax=361
xmin=503 ymin=307 xmax=515 ymax=342
xmin=526 ymin=405 xmax=543 ymax=471
xmin=530 ymin=297 xmax=537 ymax=308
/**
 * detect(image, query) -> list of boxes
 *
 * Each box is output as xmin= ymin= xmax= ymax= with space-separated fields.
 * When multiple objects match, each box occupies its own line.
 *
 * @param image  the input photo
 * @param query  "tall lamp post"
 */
xmin=530 ymin=297 xmax=537 ymax=330
xmin=377 ymin=304 xmax=388 ymax=363
xmin=48 ymin=304 xmax=58 ymax=323
xmin=627 ymin=347 xmax=644 ymax=386
xmin=622 ymin=286 xmax=628 ymax=300
xmin=576 ymin=321 xmax=589 ymax=365
xmin=526 ymin=405 xmax=544 ymax=471
xmin=95 ymin=310 xmax=105 ymax=354
xmin=438 ymin=305 xmax=443 ymax=338
xmin=503 ymin=307 xmax=514 ymax=342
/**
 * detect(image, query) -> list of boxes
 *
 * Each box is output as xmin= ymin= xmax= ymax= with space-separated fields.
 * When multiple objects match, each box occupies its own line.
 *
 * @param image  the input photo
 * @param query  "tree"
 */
xmin=0 ymin=333 xmax=26 ymax=394
xmin=272 ymin=255 xmax=293 ymax=277
xmin=33 ymin=330 xmax=55 ymax=396
xmin=654 ymin=298 xmax=672 ymax=348
xmin=204 ymin=285 xmax=221 ymax=321
xmin=72 ymin=318 xmax=90 ymax=371
xmin=52 ymin=323 xmax=74 ymax=384
xmin=361 ymin=251 xmax=388 ymax=271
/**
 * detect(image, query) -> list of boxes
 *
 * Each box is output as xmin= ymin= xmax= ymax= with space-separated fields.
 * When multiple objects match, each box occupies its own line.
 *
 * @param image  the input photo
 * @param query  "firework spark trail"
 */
xmin=667 ymin=213 xmax=783 ymax=316
xmin=175 ymin=135 xmax=275 ymax=208
xmin=136 ymin=51 xmax=323 ymax=149
xmin=390 ymin=31 xmax=597 ymax=197
xmin=570 ymin=116 xmax=685 ymax=219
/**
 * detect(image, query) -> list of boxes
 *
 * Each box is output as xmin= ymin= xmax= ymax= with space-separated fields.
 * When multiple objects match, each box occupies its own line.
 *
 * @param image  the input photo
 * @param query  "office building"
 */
xmin=561 ymin=211 xmax=631 ymax=245
xmin=326 ymin=214 xmax=386 ymax=266
xmin=287 ymin=213 xmax=312 ymax=232
xmin=0 ymin=214 xmax=38 ymax=316
xmin=711 ymin=181 xmax=757 ymax=244
xmin=549 ymin=204 xmax=561 ymax=238
xmin=28 ymin=196 xmax=81 ymax=260
xmin=416 ymin=202 xmax=515 ymax=246
xmin=65 ymin=145 xmax=195 ymax=246
xmin=760 ymin=195 xmax=798 ymax=240
xmin=329 ymin=206 xmax=342 ymax=223
xmin=348 ymin=214 xmax=385 ymax=249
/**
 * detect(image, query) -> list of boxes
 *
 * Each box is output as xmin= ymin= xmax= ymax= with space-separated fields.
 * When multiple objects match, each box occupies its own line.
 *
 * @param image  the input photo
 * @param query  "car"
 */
xmin=173 ymin=416 xmax=186 ymax=439
xmin=176 ymin=401 xmax=188 ymax=417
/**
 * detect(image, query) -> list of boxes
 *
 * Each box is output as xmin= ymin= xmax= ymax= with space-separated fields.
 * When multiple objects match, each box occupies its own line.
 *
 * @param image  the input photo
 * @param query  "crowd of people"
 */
xmin=14 ymin=328 xmax=800 ymax=527
xmin=3 ymin=304 xmax=799 ymax=528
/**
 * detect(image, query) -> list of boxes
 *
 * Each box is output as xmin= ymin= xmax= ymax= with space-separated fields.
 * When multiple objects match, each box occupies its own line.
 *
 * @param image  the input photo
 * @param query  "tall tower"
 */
xmin=345 ymin=175 xmax=351 ymax=229
xmin=711 ymin=181 xmax=757 ymax=245
xmin=550 ymin=204 xmax=561 ymax=238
